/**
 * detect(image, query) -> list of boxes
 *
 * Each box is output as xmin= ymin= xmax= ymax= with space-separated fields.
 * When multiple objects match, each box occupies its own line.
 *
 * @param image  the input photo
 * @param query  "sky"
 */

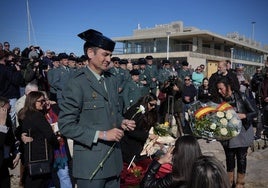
xmin=1 ymin=0 xmax=267 ymax=56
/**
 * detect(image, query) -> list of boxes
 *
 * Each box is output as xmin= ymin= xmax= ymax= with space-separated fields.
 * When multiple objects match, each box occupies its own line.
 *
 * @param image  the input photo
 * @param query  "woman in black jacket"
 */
xmin=140 ymin=135 xmax=202 ymax=188
xmin=121 ymin=93 xmax=158 ymax=164
xmin=18 ymin=91 xmax=59 ymax=188
xmin=216 ymin=78 xmax=257 ymax=188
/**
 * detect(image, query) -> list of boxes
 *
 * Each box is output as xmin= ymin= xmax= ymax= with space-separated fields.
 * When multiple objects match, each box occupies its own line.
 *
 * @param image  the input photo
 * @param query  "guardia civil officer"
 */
xmin=58 ymin=29 xmax=135 ymax=188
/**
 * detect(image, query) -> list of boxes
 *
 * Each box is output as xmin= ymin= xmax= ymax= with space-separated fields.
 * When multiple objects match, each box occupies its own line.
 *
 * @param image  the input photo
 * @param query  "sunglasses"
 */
xmin=184 ymin=79 xmax=190 ymax=81
xmin=149 ymin=102 xmax=156 ymax=107
xmin=36 ymin=99 xmax=46 ymax=104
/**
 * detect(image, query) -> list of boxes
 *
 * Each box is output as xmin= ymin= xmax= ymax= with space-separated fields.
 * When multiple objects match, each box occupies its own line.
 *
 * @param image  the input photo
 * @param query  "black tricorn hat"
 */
xmin=58 ymin=53 xmax=69 ymax=60
xmin=111 ymin=57 xmax=120 ymax=62
xmin=138 ymin=58 xmax=147 ymax=65
xmin=145 ymin=55 xmax=153 ymax=60
xmin=78 ymin=29 xmax=115 ymax=52
xmin=119 ymin=59 xmax=128 ymax=65
xmin=130 ymin=69 xmax=140 ymax=76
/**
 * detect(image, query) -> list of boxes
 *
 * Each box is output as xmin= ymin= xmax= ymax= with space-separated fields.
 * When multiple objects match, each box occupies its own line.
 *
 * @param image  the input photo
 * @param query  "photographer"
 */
xmin=28 ymin=46 xmax=43 ymax=60
xmin=158 ymin=73 xmax=184 ymax=136
xmin=251 ymin=67 xmax=264 ymax=105
xmin=23 ymin=58 xmax=42 ymax=85
xmin=0 ymin=51 xmax=23 ymax=128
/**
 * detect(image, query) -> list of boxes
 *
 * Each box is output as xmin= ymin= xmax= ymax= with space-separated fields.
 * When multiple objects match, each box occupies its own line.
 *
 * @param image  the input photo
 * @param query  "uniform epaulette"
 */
xmin=72 ymin=68 xmax=85 ymax=78
xmin=104 ymin=71 xmax=114 ymax=78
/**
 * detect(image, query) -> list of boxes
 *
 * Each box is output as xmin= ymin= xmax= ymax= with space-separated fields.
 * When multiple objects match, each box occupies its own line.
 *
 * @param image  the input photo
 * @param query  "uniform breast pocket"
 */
xmin=83 ymin=101 xmax=106 ymax=123
xmin=84 ymin=101 xmax=105 ymax=110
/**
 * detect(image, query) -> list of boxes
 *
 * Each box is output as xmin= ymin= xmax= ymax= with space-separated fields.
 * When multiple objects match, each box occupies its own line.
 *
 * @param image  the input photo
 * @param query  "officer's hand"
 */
xmin=102 ymin=128 xmax=124 ymax=142
xmin=121 ymin=119 xmax=136 ymax=131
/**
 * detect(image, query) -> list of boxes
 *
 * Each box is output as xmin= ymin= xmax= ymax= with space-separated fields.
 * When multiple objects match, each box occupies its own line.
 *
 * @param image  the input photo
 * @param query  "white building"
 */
xmin=113 ymin=21 xmax=268 ymax=78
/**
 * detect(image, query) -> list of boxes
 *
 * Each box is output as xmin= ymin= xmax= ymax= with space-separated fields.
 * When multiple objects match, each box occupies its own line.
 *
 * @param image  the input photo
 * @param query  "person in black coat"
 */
xmin=209 ymin=60 xmax=239 ymax=103
xmin=121 ymin=93 xmax=158 ymax=164
xmin=140 ymin=135 xmax=202 ymax=188
xmin=197 ymin=77 xmax=212 ymax=103
xmin=0 ymin=96 xmax=20 ymax=188
xmin=18 ymin=91 xmax=59 ymax=188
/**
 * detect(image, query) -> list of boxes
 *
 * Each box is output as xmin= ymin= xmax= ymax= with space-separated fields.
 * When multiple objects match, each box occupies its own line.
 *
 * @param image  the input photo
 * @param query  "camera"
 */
xmin=167 ymin=75 xmax=177 ymax=87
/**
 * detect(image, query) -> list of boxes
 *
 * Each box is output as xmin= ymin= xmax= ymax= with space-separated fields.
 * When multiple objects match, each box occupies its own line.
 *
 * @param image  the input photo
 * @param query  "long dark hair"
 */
xmin=18 ymin=91 xmax=44 ymax=120
xmin=188 ymin=155 xmax=230 ymax=188
xmin=172 ymin=135 xmax=202 ymax=184
xmin=138 ymin=93 xmax=158 ymax=130
xmin=124 ymin=93 xmax=158 ymax=130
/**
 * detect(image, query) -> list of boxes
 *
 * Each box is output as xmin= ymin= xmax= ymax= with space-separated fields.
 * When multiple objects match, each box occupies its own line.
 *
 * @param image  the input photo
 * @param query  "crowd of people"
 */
xmin=1 ymin=28 xmax=268 ymax=188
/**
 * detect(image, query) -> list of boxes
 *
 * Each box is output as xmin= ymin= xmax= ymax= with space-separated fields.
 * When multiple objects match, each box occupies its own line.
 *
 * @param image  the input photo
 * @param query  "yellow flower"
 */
xmin=220 ymin=128 xmax=228 ymax=135
xmin=164 ymin=122 xmax=169 ymax=127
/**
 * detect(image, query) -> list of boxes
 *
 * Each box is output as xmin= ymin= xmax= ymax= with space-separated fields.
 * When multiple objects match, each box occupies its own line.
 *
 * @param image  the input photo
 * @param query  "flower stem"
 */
xmin=89 ymin=142 xmax=116 ymax=180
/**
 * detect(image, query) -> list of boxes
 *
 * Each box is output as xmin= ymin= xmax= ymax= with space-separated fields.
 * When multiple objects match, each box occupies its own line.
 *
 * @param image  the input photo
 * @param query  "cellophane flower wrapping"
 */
xmin=188 ymin=101 xmax=242 ymax=141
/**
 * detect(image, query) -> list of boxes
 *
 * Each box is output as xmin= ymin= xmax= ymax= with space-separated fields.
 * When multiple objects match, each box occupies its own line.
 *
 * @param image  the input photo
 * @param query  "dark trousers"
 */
xmin=24 ymin=168 xmax=51 ymax=188
xmin=223 ymin=146 xmax=248 ymax=174
xmin=0 ymin=162 xmax=10 ymax=188
xmin=77 ymin=176 xmax=120 ymax=188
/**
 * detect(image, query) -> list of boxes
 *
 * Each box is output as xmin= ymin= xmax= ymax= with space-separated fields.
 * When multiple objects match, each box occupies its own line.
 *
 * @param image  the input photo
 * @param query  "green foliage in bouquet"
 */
xmin=153 ymin=122 xmax=170 ymax=136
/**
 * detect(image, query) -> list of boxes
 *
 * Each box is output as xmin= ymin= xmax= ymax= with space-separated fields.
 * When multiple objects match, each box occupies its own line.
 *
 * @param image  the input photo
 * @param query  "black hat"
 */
xmin=111 ymin=57 xmax=120 ymax=62
xmin=130 ymin=69 xmax=140 ymax=76
xmin=145 ymin=55 xmax=153 ymax=60
xmin=132 ymin=61 xmax=139 ymax=66
xmin=181 ymin=60 xmax=189 ymax=66
xmin=80 ymin=55 xmax=88 ymax=62
xmin=52 ymin=56 xmax=60 ymax=62
xmin=162 ymin=59 xmax=170 ymax=65
xmin=78 ymin=29 xmax=115 ymax=52
xmin=119 ymin=59 xmax=128 ymax=65
xmin=138 ymin=58 xmax=147 ymax=65
xmin=58 ymin=53 xmax=69 ymax=60
xmin=68 ymin=56 xmax=77 ymax=62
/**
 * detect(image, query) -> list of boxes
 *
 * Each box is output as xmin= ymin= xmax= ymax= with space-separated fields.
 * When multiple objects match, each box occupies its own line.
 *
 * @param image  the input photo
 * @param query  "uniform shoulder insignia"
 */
xmin=104 ymin=71 xmax=113 ymax=78
xmin=73 ymin=69 xmax=85 ymax=78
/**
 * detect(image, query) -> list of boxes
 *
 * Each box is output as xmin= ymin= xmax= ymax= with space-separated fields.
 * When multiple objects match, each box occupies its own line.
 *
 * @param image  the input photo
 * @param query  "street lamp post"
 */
xmin=166 ymin=32 xmax=171 ymax=60
xmin=230 ymin=48 xmax=234 ymax=67
xmin=251 ymin=21 xmax=256 ymax=41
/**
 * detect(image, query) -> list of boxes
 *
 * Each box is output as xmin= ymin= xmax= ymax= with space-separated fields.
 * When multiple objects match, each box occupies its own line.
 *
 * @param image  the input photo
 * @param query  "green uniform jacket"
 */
xmin=58 ymin=67 xmax=123 ymax=180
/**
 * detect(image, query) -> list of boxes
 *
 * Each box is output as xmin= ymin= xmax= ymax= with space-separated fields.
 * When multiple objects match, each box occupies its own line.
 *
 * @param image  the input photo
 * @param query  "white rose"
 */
xmin=231 ymin=130 xmax=238 ymax=137
xmin=225 ymin=111 xmax=233 ymax=120
xmin=230 ymin=118 xmax=239 ymax=125
xmin=216 ymin=112 xmax=225 ymax=118
xmin=220 ymin=128 xmax=228 ymax=136
xmin=210 ymin=123 xmax=217 ymax=130
xmin=220 ymin=118 xmax=228 ymax=126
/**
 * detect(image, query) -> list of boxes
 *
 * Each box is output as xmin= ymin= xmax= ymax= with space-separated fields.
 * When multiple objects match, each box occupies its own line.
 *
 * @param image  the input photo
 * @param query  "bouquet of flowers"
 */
xmin=188 ymin=101 xmax=242 ymax=141
xmin=153 ymin=122 xmax=171 ymax=136
xmin=140 ymin=122 xmax=176 ymax=156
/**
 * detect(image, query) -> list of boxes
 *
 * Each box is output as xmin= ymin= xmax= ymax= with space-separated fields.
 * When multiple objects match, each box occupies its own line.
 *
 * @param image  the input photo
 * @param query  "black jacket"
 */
xmin=0 ymin=64 xmax=23 ymax=99
xmin=140 ymin=160 xmax=187 ymax=188
xmin=21 ymin=111 xmax=59 ymax=165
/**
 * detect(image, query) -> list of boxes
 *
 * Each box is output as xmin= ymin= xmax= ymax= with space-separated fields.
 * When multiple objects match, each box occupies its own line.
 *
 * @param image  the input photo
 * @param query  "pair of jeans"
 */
xmin=57 ymin=165 xmax=72 ymax=188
